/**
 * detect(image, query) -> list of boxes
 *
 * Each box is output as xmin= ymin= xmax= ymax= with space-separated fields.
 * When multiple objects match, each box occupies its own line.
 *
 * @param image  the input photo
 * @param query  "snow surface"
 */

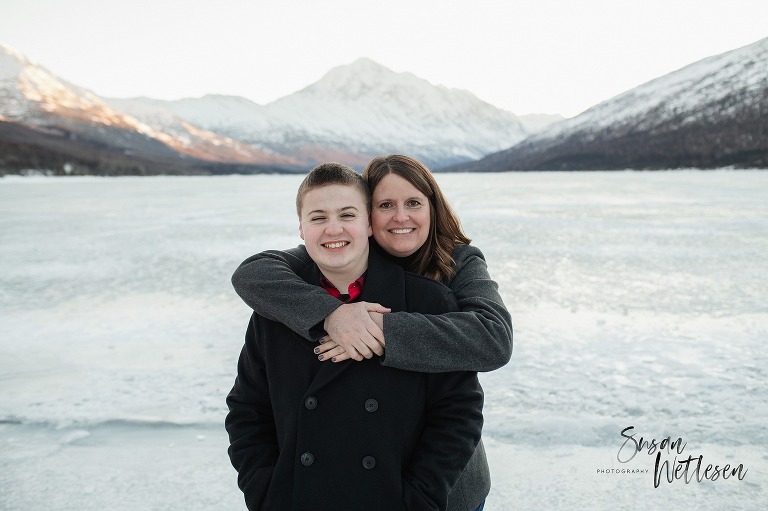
xmin=1 ymin=171 xmax=767 ymax=510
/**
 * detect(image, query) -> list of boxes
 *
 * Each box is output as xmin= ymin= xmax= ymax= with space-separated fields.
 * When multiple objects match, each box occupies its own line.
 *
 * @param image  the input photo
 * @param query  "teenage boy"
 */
xmin=226 ymin=163 xmax=484 ymax=511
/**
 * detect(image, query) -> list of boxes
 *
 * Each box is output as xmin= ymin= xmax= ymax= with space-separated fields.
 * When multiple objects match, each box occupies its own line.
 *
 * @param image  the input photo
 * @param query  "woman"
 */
xmin=231 ymin=154 xmax=512 ymax=511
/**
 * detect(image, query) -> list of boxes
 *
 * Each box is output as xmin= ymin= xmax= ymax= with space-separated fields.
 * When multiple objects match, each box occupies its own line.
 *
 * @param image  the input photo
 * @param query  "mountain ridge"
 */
xmin=445 ymin=36 xmax=768 ymax=171
xmin=3 ymin=38 xmax=764 ymax=175
xmin=136 ymin=58 xmax=533 ymax=168
xmin=0 ymin=42 xmax=303 ymax=173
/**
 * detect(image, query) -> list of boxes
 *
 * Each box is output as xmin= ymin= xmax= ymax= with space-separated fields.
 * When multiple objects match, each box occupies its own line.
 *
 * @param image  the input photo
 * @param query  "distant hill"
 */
xmin=118 ymin=58 xmax=531 ymax=169
xmin=0 ymin=120 xmax=301 ymax=176
xmin=1 ymin=42 xmax=546 ymax=174
xmin=446 ymin=37 xmax=768 ymax=171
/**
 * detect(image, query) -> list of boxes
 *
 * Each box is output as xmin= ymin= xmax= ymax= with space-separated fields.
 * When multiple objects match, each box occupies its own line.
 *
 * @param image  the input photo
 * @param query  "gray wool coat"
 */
xmin=231 ymin=241 xmax=513 ymax=510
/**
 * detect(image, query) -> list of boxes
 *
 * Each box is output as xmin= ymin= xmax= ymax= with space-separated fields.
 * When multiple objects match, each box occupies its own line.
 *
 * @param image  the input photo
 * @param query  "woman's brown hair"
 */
xmin=363 ymin=154 xmax=471 ymax=282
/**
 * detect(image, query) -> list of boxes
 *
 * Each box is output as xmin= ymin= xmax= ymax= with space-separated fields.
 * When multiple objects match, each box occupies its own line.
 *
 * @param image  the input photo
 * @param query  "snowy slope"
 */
xmin=131 ymin=94 xmax=269 ymax=132
xmin=1 ymin=42 xmax=156 ymax=133
xmin=454 ymin=36 xmax=768 ymax=170
xmin=543 ymin=36 xmax=768 ymax=137
xmin=103 ymin=97 xmax=296 ymax=165
xmin=0 ymin=42 xmax=294 ymax=166
xmin=153 ymin=58 xmax=528 ymax=167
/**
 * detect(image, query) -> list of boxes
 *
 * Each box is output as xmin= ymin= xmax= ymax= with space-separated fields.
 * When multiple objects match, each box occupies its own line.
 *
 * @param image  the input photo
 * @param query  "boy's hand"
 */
xmin=320 ymin=302 xmax=390 ymax=362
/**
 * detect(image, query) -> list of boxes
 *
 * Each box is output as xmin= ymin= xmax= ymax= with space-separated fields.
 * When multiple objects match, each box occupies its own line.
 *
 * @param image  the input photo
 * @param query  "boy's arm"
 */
xmin=225 ymin=316 xmax=279 ymax=510
xmin=402 ymin=371 xmax=484 ymax=511
xmin=231 ymin=246 xmax=342 ymax=341
xmin=383 ymin=244 xmax=513 ymax=373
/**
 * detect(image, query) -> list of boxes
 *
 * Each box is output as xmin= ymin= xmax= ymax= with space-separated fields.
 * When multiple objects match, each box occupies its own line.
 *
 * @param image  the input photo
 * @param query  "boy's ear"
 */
xmin=299 ymin=221 xmax=305 ymax=240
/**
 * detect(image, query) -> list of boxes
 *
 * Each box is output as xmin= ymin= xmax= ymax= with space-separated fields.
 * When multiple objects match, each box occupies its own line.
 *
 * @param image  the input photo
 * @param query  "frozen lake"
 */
xmin=1 ymin=170 xmax=766 ymax=510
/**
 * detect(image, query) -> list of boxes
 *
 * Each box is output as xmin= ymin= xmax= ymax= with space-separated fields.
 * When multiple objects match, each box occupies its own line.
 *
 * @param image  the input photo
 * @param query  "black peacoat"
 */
xmin=226 ymin=245 xmax=484 ymax=511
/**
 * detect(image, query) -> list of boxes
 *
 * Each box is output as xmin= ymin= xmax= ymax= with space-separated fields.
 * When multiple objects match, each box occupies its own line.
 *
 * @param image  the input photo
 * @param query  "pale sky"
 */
xmin=1 ymin=0 xmax=766 ymax=118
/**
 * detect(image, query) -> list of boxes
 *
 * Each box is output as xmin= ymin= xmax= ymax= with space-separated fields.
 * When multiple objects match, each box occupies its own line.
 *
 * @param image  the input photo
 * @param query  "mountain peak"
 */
xmin=0 ymin=41 xmax=25 ymax=60
xmin=345 ymin=57 xmax=392 ymax=72
xmin=0 ymin=42 xmax=30 ymax=80
xmin=308 ymin=57 xmax=396 ymax=93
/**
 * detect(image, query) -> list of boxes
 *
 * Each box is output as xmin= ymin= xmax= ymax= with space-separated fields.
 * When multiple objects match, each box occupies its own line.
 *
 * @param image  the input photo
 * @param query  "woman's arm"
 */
xmin=382 ymin=244 xmax=513 ymax=373
xmin=231 ymin=246 xmax=388 ymax=359
xmin=231 ymin=246 xmax=339 ymax=340
xmin=233 ymin=244 xmax=512 ymax=372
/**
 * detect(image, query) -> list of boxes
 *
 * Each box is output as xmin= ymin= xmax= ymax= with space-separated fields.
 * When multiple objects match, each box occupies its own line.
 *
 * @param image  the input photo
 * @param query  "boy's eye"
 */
xmin=341 ymin=213 xmax=355 ymax=219
xmin=310 ymin=216 xmax=325 ymax=222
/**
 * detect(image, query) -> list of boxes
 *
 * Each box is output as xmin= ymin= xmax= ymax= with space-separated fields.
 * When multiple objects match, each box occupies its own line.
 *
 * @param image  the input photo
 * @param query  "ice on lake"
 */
xmin=1 ymin=170 xmax=766 ymax=510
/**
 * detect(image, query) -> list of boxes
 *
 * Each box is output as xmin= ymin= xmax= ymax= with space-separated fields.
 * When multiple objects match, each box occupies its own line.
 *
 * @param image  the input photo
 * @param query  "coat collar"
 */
xmin=297 ymin=242 xmax=408 ymax=312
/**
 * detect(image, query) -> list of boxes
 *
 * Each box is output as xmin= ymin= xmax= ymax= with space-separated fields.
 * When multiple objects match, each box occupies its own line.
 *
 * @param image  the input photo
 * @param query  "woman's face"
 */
xmin=371 ymin=173 xmax=431 ymax=257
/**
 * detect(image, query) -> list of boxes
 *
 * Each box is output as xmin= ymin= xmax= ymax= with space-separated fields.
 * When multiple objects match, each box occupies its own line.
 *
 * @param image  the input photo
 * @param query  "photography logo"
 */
xmin=599 ymin=426 xmax=748 ymax=488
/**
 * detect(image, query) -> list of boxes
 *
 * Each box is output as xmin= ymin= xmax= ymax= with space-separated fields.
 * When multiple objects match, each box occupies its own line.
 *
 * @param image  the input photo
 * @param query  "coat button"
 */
xmin=362 ymin=456 xmax=376 ymax=469
xmin=300 ymin=452 xmax=314 ymax=466
xmin=364 ymin=399 xmax=378 ymax=412
xmin=305 ymin=396 xmax=317 ymax=409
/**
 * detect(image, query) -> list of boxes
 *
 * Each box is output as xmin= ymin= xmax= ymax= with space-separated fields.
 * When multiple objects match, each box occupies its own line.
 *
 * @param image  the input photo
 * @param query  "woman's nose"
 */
xmin=393 ymin=206 xmax=409 ymax=222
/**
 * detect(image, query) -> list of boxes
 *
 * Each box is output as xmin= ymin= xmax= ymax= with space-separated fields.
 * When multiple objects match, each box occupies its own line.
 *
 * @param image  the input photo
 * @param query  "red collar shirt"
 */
xmin=319 ymin=275 xmax=365 ymax=302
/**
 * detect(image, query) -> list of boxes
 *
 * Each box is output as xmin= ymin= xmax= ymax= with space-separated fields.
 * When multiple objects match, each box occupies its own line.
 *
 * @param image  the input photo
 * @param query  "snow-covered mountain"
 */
xmin=0 ymin=42 xmax=296 ymax=171
xmin=451 ymin=37 xmax=768 ymax=171
xmin=9 ymin=35 xmax=761 ymax=175
xmin=146 ymin=58 xmax=529 ymax=168
xmin=0 ymin=42 xmax=170 ymax=155
xmin=110 ymin=94 xmax=269 ymax=136
xmin=1 ymin=43 xmax=537 ymax=172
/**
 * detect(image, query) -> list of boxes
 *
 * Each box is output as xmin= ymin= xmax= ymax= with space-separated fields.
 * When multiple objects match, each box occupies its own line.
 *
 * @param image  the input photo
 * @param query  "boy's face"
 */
xmin=299 ymin=184 xmax=372 ymax=281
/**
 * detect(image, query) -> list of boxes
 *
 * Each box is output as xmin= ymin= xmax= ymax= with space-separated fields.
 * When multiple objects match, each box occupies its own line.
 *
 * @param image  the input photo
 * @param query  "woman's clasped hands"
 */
xmin=316 ymin=301 xmax=390 ymax=362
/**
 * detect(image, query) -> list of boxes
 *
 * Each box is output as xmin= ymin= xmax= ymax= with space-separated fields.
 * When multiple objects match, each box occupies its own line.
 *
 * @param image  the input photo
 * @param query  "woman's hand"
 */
xmin=318 ymin=302 xmax=390 ymax=362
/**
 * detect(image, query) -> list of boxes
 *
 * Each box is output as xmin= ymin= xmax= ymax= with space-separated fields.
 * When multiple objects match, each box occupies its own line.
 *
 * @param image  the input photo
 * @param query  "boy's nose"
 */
xmin=325 ymin=221 xmax=343 ymax=235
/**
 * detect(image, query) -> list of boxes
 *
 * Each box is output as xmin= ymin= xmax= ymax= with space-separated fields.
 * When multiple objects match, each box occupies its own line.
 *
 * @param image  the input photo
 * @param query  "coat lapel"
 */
xmin=300 ymin=244 xmax=408 ymax=396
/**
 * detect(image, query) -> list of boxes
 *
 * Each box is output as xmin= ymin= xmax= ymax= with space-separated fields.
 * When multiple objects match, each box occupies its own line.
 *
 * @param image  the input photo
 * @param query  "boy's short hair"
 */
xmin=295 ymin=162 xmax=371 ymax=217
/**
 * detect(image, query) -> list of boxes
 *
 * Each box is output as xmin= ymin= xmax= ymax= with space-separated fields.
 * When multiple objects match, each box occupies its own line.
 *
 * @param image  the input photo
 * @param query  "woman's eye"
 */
xmin=406 ymin=200 xmax=422 ymax=207
xmin=378 ymin=202 xmax=393 ymax=209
